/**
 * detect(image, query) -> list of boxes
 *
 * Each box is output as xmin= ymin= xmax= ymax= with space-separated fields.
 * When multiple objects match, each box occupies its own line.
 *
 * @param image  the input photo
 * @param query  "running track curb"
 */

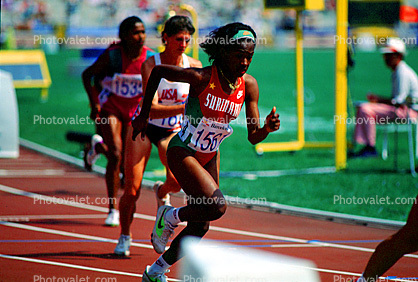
xmin=19 ymin=138 xmax=405 ymax=230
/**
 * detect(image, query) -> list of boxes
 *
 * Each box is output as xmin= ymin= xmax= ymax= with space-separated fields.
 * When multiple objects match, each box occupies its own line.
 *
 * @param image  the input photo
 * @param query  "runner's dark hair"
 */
xmin=119 ymin=16 xmax=144 ymax=42
xmin=200 ymin=22 xmax=256 ymax=64
xmin=161 ymin=15 xmax=195 ymax=44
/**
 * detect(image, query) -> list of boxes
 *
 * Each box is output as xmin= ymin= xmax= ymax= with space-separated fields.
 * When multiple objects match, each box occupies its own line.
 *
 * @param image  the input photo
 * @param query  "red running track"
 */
xmin=0 ymin=147 xmax=417 ymax=282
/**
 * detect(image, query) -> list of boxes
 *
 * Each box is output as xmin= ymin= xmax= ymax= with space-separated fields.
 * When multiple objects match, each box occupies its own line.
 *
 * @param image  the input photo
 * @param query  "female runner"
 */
xmin=82 ymin=16 xmax=153 ymax=226
xmin=114 ymin=15 xmax=202 ymax=256
xmin=134 ymin=22 xmax=280 ymax=281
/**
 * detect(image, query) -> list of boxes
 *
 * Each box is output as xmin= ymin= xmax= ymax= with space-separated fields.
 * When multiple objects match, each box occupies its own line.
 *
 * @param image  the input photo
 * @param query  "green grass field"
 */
xmin=16 ymin=48 xmax=418 ymax=222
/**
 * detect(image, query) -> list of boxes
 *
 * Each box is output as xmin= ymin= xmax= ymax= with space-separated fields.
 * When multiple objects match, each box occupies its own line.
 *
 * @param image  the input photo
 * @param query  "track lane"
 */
xmin=1 ymin=147 xmax=417 ymax=282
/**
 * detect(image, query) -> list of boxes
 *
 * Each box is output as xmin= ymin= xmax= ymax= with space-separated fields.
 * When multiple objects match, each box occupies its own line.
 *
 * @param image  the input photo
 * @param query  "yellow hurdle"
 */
xmin=258 ymin=0 xmax=349 ymax=171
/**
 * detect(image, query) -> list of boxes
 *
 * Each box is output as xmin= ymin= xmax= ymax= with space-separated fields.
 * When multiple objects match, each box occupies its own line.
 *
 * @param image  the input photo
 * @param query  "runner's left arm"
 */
xmin=244 ymin=74 xmax=280 ymax=145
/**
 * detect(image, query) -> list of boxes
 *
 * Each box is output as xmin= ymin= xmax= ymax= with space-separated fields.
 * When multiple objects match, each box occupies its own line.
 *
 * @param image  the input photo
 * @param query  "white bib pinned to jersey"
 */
xmin=179 ymin=116 xmax=233 ymax=153
xmin=101 ymin=73 xmax=143 ymax=98
xmin=147 ymin=53 xmax=191 ymax=131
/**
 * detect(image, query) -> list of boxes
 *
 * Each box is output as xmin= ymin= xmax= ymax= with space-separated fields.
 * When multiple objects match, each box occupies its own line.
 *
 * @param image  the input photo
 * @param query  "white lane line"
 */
xmin=0 ymin=221 xmax=153 ymax=250
xmin=0 ymin=253 xmax=142 ymax=278
xmin=219 ymin=166 xmax=337 ymax=178
xmin=0 ymin=214 xmax=107 ymax=222
xmin=271 ymin=244 xmax=323 ymax=248
xmin=0 ymin=169 xmax=97 ymax=178
xmin=0 ymin=184 xmax=155 ymax=221
xmin=0 ymin=254 xmax=180 ymax=281
xmin=0 ymin=175 xmax=95 ymax=179
xmin=1 ymin=184 xmax=417 ymax=259
xmin=0 ymin=169 xmax=65 ymax=176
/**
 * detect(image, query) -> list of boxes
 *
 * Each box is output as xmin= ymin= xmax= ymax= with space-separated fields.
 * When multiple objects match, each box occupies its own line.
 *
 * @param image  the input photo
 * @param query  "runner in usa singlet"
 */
xmin=133 ymin=53 xmax=190 ymax=132
xmin=117 ymin=16 xmax=205 ymax=259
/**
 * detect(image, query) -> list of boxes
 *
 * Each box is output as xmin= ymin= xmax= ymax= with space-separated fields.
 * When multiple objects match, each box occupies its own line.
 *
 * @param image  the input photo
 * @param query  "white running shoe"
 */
xmin=105 ymin=209 xmax=119 ymax=226
xmin=153 ymin=181 xmax=171 ymax=208
xmin=142 ymin=265 xmax=169 ymax=282
xmin=86 ymin=134 xmax=103 ymax=166
xmin=151 ymin=205 xmax=177 ymax=254
xmin=114 ymin=234 xmax=131 ymax=256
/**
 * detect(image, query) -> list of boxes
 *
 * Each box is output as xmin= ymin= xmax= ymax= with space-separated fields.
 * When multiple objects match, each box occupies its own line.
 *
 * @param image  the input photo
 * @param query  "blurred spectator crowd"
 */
xmin=1 ymin=0 xmax=416 ymax=49
xmin=1 ymin=0 xmax=340 ymax=49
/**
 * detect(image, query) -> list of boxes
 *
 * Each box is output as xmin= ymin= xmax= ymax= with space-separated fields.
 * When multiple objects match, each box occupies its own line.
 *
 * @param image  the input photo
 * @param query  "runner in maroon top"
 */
xmin=82 ymin=16 xmax=153 ymax=227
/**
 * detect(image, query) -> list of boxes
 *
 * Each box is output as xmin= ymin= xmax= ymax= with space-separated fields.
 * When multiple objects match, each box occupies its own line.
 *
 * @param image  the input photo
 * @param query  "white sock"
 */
xmin=147 ymin=256 xmax=171 ymax=276
xmin=165 ymin=207 xmax=182 ymax=226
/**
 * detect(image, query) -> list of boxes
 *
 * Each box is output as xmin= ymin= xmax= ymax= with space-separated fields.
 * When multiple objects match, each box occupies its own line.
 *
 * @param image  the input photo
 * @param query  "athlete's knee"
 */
xmin=106 ymin=148 xmax=122 ymax=165
xmin=123 ymin=178 xmax=141 ymax=195
xmin=121 ymin=190 xmax=140 ymax=203
xmin=197 ymin=221 xmax=210 ymax=236
xmin=210 ymin=189 xmax=227 ymax=220
xmin=188 ymin=221 xmax=210 ymax=237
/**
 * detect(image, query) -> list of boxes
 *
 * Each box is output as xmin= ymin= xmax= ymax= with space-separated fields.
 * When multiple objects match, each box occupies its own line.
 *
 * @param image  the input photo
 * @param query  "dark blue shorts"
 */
xmin=145 ymin=123 xmax=176 ymax=146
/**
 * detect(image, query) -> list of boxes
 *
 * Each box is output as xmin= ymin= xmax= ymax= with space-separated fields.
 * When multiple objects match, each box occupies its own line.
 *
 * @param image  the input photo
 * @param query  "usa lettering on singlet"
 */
xmin=134 ymin=53 xmax=191 ymax=131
